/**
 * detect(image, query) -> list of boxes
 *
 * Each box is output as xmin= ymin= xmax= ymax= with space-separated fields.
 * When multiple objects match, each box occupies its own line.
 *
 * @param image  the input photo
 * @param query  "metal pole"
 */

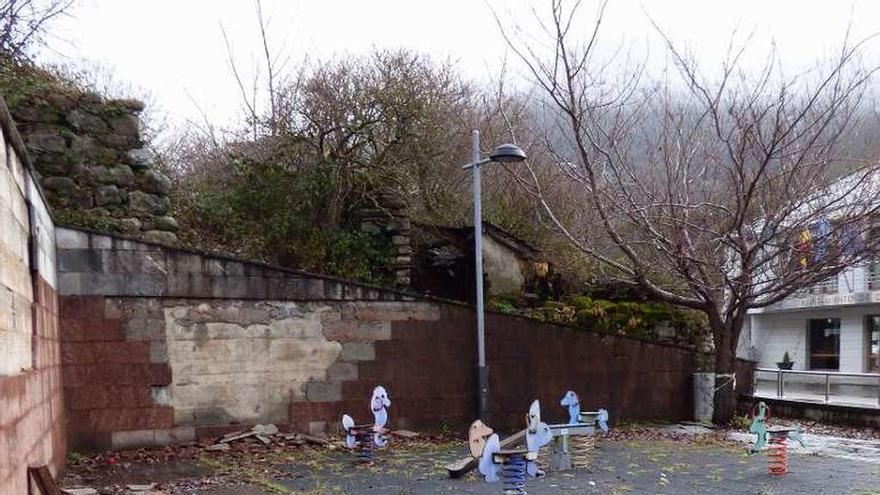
xmin=751 ymin=369 xmax=757 ymax=397
xmin=777 ymin=370 xmax=783 ymax=398
xmin=825 ymin=373 xmax=830 ymax=403
xmin=472 ymin=129 xmax=490 ymax=421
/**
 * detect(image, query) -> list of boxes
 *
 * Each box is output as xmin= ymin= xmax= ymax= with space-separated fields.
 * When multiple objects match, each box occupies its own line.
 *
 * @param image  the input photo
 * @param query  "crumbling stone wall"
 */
xmin=0 ymin=67 xmax=177 ymax=245
xmin=356 ymin=187 xmax=412 ymax=286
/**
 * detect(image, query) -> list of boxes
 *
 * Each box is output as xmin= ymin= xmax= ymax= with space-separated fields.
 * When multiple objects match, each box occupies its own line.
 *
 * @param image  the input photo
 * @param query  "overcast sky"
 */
xmin=37 ymin=0 xmax=880 ymax=132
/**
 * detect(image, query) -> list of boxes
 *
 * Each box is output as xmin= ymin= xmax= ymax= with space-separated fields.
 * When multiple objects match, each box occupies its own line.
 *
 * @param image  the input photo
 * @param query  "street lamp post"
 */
xmin=462 ymin=129 xmax=527 ymax=421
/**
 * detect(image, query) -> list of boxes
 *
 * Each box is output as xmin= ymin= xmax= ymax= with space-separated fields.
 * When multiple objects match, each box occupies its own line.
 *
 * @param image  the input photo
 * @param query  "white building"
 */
xmin=746 ymin=267 xmax=880 ymax=373
xmin=743 ymin=267 xmax=880 ymax=407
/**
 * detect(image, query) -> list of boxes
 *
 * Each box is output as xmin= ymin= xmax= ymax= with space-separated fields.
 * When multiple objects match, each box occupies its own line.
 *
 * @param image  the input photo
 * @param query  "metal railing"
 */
xmin=785 ymin=263 xmax=880 ymax=296
xmin=792 ymin=274 xmax=840 ymax=296
xmin=868 ymin=265 xmax=880 ymax=291
xmin=754 ymin=368 xmax=880 ymax=408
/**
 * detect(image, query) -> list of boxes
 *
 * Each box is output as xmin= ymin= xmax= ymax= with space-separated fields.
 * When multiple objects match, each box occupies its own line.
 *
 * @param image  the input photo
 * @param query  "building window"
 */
xmin=808 ymin=318 xmax=840 ymax=370
xmin=867 ymin=316 xmax=880 ymax=373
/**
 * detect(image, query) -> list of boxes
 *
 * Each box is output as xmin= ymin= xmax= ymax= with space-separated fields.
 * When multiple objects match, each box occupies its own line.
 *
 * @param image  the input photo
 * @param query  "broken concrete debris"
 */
xmin=205 ymin=423 xmax=417 ymax=451
xmin=207 ymin=423 xmax=331 ymax=450
xmin=252 ymin=423 xmax=279 ymax=436
xmin=126 ymin=483 xmax=157 ymax=492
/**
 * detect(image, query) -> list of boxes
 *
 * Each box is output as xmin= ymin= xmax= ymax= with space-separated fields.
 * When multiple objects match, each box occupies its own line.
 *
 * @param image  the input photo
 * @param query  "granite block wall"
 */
xmin=0 ymin=96 xmax=65 ymax=494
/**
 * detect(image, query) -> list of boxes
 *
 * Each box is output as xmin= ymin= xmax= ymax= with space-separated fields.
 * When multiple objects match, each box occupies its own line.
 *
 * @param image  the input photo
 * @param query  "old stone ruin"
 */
xmin=0 ymin=67 xmax=177 ymax=244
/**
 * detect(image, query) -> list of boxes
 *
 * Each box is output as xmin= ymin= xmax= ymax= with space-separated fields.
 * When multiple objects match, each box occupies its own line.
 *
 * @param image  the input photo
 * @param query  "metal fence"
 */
xmin=754 ymin=368 xmax=880 ymax=408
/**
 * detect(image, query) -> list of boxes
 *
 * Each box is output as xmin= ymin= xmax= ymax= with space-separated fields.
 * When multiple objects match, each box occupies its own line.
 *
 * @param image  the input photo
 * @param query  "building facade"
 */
xmin=745 ymin=266 xmax=880 ymax=373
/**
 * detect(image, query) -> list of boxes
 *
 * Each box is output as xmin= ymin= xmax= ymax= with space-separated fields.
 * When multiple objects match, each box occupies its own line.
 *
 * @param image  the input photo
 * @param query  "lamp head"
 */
xmin=488 ymin=143 xmax=527 ymax=163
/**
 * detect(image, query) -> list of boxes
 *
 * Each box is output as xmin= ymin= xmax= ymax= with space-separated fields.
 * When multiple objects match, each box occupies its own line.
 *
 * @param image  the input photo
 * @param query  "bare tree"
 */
xmin=0 ymin=0 xmax=74 ymax=60
xmin=219 ymin=0 xmax=293 ymax=140
xmin=500 ymin=0 xmax=880 ymax=423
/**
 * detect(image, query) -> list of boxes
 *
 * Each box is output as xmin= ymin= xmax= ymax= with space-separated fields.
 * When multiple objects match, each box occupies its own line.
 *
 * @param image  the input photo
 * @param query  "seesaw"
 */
xmin=476 ymin=400 xmax=553 ymax=494
xmin=446 ymin=390 xmax=610 ymax=477
xmin=445 ymin=422 xmax=526 ymax=478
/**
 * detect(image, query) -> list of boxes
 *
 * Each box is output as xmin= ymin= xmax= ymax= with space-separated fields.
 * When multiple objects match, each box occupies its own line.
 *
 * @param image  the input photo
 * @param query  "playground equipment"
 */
xmin=341 ymin=385 xmax=391 ymax=464
xmin=547 ymin=391 xmax=610 ymax=470
xmin=478 ymin=400 xmax=553 ymax=494
xmin=747 ymin=401 xmax=805 ymax=476
xmin=447 ymin=420 xmax=525 ymax=477
xmin=478 ymin=434 xmax=534 ymax=495
xmin=446 ymin=391 xmax=611 ymax=478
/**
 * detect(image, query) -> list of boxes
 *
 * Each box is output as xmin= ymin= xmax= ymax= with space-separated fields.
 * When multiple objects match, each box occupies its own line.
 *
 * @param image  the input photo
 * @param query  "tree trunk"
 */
xmin=711 ymin=312 xmax=746 ymax=425
xmin=712 ymin=348 xmax=738 ymax=425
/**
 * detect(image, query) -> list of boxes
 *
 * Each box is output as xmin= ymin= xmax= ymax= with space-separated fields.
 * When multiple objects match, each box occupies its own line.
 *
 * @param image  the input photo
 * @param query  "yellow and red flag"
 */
xmin=797 ymin=228 xmax=812 ymax=267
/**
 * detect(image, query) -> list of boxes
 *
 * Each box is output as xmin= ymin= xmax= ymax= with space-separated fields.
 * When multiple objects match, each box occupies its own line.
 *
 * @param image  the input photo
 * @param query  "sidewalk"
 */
xmin=729 ymin=430 xmax=880 ymax=465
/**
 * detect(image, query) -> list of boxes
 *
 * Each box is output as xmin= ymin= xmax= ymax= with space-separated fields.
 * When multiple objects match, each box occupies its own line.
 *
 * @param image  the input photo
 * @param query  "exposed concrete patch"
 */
xmin=163 ymin=301 xmax=342 ymax=425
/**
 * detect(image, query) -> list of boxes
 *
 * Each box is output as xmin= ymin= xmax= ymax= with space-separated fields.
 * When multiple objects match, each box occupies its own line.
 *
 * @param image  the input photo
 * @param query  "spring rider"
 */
xmin=341 ymin=385 xmax=391 ymax=464
xmin=748 ymin=401 xmax=805 ymax=476
xmin=546 ymin=390 xmax=609 ymax=470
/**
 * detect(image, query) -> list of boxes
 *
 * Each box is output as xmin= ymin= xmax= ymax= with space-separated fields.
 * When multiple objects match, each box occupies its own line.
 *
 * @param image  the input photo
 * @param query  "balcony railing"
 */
xmin=797 ymin=277 xmax=839 ymax=295
xmin=868 ymin=265 xmax=880 ymax=291
xmin=789 ymin=264 xmax=880 ymax=296
xmin=753 ymin=368 xmax=880 ymax=409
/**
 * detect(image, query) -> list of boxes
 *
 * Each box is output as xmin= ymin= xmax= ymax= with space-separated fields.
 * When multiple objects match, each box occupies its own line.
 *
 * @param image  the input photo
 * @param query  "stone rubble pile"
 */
xmin=205 ymin=423 xmax=331 ymax=451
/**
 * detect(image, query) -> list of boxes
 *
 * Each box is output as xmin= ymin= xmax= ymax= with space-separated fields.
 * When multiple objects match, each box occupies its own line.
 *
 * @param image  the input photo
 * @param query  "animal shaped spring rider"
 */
xmin=747 ymin=401 xmax=805 ymax=476
xmin=477 ymin=400 xmax=553 ymax=495
xmin=546 ymin=390 xmax=610 ymax=470
xmin=341 ymin=386 xmax=391 ymax=464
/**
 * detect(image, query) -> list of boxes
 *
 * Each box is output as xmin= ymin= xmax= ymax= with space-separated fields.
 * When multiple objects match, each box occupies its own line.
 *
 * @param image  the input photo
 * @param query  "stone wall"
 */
xmin=0 ymin=96 xmax=66 ymax=493
xmin=355 ymin=187 xmax=412 ymax=286
xmin=57 ymin=227 xmax=697 ymax=450
xmin=0 ymin=66 xmax=177 ymax=245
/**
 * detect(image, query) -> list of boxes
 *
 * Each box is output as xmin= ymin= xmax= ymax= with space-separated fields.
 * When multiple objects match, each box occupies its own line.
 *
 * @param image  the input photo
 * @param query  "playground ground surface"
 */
xmin=61 ymin=425 xmax=880 ymax=495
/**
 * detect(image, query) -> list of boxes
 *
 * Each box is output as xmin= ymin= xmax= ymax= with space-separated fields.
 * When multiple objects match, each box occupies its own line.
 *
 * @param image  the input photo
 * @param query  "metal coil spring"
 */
xmin=354 ymin=431 xmax=374 ymax=463
xmin=767 ymin=437 xmax=788 ymax=476
xmin=502 ymin=455 xmax=528 ymax=495
xmin=569 ymin=434 xmax=595 ymax=469
xmin=536 ymin=444 xmax=552 ymax=472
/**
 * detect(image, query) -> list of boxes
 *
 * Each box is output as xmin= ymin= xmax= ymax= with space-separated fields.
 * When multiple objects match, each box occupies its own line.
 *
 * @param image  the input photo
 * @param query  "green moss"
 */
xmin=54 ymin=208 xmax=115 ymax=233
xmin=487 ymin=297 xmax=517 ymax=314
xmin=0 ymin=62 xmax=80 ymax=111
xmin=101 ymin=102 xmax=128 ymax=118
xmin=61 ymin=148 xmax=81 ymax=165
xmin=486 ymin=292 xmax=707 ymax=345
xmin=58 ymin=127 xmax=77 ymax=141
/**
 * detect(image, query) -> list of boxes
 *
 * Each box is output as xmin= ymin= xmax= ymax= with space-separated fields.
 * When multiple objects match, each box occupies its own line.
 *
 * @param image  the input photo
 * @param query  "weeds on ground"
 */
xmin=199 ymin=456 xmax=295 ymax=494
xmin=66 ymin=451 xmax=87 ymax=465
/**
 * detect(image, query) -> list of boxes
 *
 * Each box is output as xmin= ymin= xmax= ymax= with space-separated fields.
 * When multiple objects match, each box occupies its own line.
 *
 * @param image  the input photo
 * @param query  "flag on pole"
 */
xmin=798 ymin=228 xmax=812 ymax=267
xmin=814 ymin=217 xmax=830 ymax=262
xmin=841 ymin=223 xmax=865 ymax=255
